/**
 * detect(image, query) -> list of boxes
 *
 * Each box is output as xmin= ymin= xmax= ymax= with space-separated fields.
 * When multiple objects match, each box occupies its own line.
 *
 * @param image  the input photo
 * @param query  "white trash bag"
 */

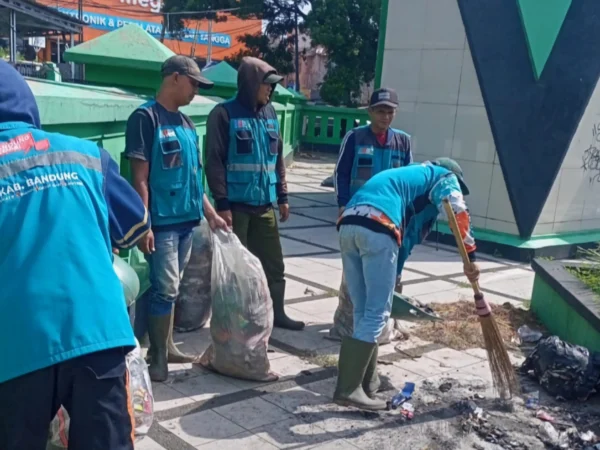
xmin=327 ymin=276 xmax=402 ymax=345
xmin=47 ymin=339 xmax=154 ymax=448
xmin=200 ymin=230 xmax=278 ymax=382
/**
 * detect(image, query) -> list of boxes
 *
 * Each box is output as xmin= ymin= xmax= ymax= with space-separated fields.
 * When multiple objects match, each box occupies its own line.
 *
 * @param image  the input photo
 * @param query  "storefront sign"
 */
xmin=57 ymin=8 xmax=232 ymax=48
xmin=119 ymin=0 xmax=162 ymax=14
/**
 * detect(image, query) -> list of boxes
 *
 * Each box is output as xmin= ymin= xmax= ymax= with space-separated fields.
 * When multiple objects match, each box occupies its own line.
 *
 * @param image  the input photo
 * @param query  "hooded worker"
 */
xmin=205 ymin=56 xmax=304 ymax=331
xmin=334 ymin=158 xmax=480 ymax=410
xmin=0 ymin=61 xmax=151 ymax=449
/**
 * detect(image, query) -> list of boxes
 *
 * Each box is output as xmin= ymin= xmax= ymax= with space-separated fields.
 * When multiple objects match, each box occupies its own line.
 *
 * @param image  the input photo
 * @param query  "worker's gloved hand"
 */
xmin=463 ymin=262 xmax=480 ymax=283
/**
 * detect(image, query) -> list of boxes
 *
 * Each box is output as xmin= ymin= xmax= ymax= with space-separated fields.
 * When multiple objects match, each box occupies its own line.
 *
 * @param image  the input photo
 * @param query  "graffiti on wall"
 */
xmin=582 ymin=122 xmax=600 ymax=183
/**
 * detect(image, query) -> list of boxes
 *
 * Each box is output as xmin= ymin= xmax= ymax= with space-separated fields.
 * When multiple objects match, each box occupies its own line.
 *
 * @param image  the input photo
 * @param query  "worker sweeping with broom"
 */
xmin=334 ymin=158 xmax=481 ymax=410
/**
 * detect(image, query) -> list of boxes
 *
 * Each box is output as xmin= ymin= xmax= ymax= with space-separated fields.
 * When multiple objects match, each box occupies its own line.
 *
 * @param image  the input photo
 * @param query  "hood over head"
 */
xmin=0 ymin=60 xmax=41 ymax=128
xmin=236 ymin=56 xmax=283 ymax=110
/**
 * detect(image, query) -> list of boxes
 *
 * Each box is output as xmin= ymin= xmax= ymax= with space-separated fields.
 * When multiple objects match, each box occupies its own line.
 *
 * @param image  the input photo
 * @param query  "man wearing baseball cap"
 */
xmin=329 ymin=87 xmax=413 ymax=342
xmin=125 ymin=55 xmax=228 ymax=381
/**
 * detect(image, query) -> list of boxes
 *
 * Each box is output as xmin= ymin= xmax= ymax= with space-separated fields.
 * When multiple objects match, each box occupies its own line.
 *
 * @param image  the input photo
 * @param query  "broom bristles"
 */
xmin=479 ymin=308 xmax=520 ymax=399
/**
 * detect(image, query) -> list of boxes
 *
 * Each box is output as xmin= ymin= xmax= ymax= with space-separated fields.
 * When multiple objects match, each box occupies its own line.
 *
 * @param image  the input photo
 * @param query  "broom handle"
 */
xmin=442 ymin=199 xmax=482 ymax=294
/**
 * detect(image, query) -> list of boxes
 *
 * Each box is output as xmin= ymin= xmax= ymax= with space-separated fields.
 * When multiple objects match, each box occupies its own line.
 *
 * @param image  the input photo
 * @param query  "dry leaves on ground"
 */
xmin=412 ymin=301 xmax=544 ymax=351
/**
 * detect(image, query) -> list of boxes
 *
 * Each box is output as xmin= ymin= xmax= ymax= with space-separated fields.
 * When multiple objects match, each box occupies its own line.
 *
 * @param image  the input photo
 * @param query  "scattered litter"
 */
xmin=377 ymin=359 xmax=393 ymax=365
xmin=525 ymin=391 xmax=540 ymax=409
xmin=538 ymin=422 xmax=560 ymax=446
xmin=581 ymin=430 xmax=597 ymax=442
xmin=520 ymin=336 xmax=600 ymax=401
xmin=304 ymin=287 xmax=317 ymax=296
xmin=387 ymin=382 xmax=415 ymax=411
xmin=536 ymin=410 xmax=555 ymax=422
xmin=474 ymin=393 xmax=485 ymax=399
xmin=300 ymin=370 xmax=314 ymax=376
xmin=439 ymin=382 xmax=453 ymax=393
xmin=517 ymin=325 xmax=543 ymax=343
xmin=400 ymin=402 xmax=414 ymax=420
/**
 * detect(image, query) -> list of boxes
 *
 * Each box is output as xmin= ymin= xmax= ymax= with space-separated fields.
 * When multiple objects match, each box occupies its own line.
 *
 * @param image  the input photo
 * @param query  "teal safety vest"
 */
xmin=139 ymin=101 xmax=204 ymax=227
xmin=350 ymin=126 xmax=411 ymax=195
xmin=0 ymin=121 xmax=134 ymax=383
xmin=223 ymin=99 xmax=279 ymax=206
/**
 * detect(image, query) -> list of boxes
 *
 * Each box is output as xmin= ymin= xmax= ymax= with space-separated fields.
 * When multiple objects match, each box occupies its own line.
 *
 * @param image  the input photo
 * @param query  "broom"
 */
xmin=442 ymin=199 xmax=519 ymax=399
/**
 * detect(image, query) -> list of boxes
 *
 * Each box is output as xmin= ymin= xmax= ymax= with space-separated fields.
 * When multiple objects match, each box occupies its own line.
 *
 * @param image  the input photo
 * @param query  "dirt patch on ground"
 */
xmin=412 ymin=301 xmax=545 ymax=351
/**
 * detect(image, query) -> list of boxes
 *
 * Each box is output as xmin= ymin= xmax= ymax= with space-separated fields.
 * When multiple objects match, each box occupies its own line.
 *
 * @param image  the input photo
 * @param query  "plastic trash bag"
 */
xmin=327 ymin=275 xmax=402 ymax=344
xmin=46 ymin=339 xmax=154 ymax=448
xmin=47 ymin=407 xmax=69 ymax=449
xmin=199 ymin=230 xmax=278 ymax=382
xmin=127 ymin=338 xmax=154 ymax=438
xmin=520 ymin=335 xmax=600 ymax=400
xmin=175 ymin=221 xmax=213 ymax=332
xmin=113 ymin=254 xmax=140 ymax=307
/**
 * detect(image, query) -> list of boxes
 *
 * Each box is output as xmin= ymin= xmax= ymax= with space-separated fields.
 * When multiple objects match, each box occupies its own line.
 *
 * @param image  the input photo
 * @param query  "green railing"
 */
xmin=298 ymin=104 xmax=369 ymax=151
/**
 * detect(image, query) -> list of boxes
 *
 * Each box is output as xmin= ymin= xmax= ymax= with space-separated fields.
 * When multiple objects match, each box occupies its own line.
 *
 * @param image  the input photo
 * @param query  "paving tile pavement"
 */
xmin=135 ymin=163 xmax=535 ymax=449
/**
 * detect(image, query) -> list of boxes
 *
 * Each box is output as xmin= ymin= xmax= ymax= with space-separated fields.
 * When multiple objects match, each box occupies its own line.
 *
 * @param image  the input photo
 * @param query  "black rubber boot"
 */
xmin=363 ymin=342 xmax=382 ymax=398
xmin=271 ymin=280 xmax=305 ymax=331
xmin=333 ymin=337 xmax=387 ymax=410
xmin=147 ymin=313 xmax=171 ymax=382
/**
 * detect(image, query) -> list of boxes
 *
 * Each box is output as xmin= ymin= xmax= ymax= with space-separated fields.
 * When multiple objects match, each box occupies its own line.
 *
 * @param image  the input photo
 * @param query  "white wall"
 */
xmin=381 ymin=0 xmax=518 ymax=235
xmin=533 ymin=78 xmax=600 ymax=235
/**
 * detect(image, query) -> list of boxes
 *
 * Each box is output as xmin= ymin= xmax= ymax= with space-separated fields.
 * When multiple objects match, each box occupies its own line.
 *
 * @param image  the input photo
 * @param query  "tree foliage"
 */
xmin=225 ymin=0 xmax=311 ymax=74
xmin=305 ymin=0 xmax=381 ymax=106
xmin=160 ymin=0 xmax=381 ymax=105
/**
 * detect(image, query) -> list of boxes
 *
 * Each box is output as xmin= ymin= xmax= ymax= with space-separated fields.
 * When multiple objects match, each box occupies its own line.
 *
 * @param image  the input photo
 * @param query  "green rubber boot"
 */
xmin=147 ymin=313 xmax=171 ymax=382
xmin=166 ymin=308 xmax=201 ymax=364
xmin=363 ymin=343 xmax=382 ymax=398
xmin=333 ymin=337 xmax=387 ymax=410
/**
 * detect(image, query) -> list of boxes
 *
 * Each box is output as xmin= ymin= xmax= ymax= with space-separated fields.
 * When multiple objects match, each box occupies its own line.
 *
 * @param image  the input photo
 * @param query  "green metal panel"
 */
xmin=531 ymin=275 xmax=600 ymax=352
xmin=517 ymin=0 xmax=573 ymax=79
xmin=64 ymin=24 xmax=175 ymax=71
xmin=300 ymin=104 xmax=369 ymax=149
xmin=375 ymin=0 xmax=390 ymax=89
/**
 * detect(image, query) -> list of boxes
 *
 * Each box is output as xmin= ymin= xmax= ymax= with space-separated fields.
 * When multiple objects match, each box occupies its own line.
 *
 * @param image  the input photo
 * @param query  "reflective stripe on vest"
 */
xmin=0 ymin=151 xmax=100 ymax=180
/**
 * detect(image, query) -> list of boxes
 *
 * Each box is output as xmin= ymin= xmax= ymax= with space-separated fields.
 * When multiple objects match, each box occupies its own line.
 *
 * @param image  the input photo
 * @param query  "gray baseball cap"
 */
xmin=369 ymin=88 xmax=399 ymax=108
xmin=263 ymin=71 xmax=284 ymax=84
xmin=161 ymin=55 xmax=214 ymax=88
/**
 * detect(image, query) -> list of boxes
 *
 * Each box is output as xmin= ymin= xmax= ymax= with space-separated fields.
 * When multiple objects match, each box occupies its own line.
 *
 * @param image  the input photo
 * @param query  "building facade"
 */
xmin=376 ymin=0 xmax=600 ymax=257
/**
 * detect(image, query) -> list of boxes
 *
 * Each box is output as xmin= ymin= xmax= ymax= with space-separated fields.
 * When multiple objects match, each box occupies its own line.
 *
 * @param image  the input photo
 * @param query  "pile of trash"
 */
xmin=520 ymin=336 xmax=600 ymax=401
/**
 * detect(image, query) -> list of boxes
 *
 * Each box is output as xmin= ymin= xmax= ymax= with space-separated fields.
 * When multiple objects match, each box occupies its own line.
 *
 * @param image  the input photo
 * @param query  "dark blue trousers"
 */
xmin=0 ymin=347 xmax=135 ymax=450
